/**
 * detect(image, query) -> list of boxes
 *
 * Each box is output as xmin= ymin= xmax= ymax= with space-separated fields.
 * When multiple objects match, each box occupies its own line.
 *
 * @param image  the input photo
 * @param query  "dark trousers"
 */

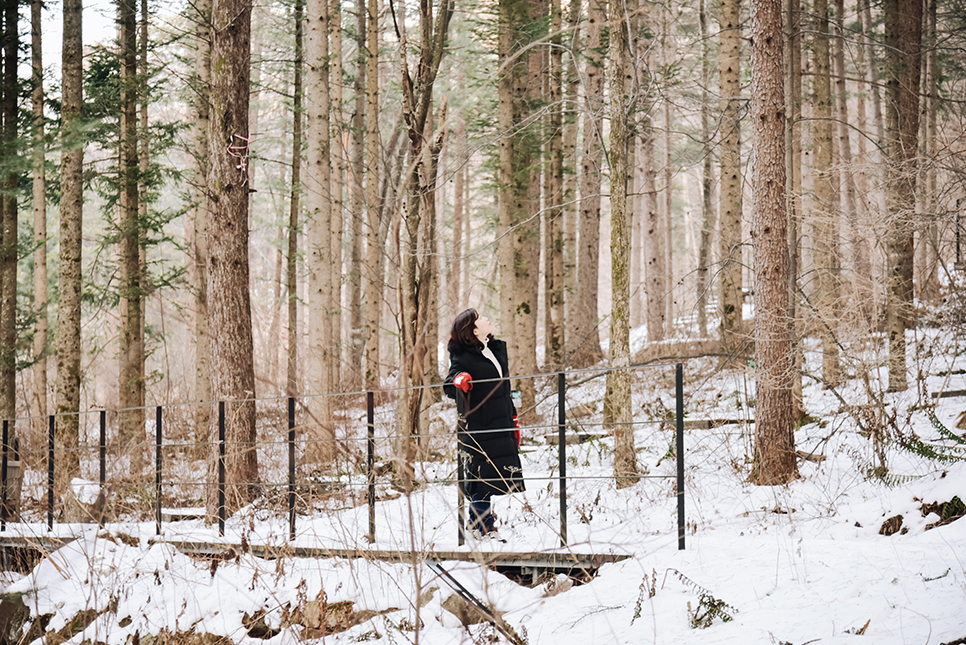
xmin=469 ymin=490 xmax=493 ymax=531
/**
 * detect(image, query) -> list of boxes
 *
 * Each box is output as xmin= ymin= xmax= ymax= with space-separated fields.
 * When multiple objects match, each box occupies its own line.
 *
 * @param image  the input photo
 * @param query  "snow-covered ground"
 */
xmin=2 ymin=330 xmax=965 ymax=645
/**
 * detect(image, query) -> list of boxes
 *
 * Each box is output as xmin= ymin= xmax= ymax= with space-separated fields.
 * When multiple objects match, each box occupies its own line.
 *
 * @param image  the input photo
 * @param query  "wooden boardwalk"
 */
xmin=0 ymin=532 xmax=631 ymax=584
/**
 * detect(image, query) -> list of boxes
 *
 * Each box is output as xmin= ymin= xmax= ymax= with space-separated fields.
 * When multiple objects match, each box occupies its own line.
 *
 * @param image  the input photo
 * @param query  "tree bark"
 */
xmin=118 ymin=0 xmax=145 ymax=473
xmin=918 ymin=0 xmax=939 ymax=303
xmin=544 ymin=0 xmax=565 ymax=370
xmin=31 ymin=0 xmax=48 ymax=456
xmin=363 ymin=0 xmax=384 ymax=392
xmin=306 ymin=0 xmax=335 ymax=461
xmin=812 ymin=0 xmax=840 ymax=386
xmin=288 ymin=0 xmax=304 ymax=396
xmin=718 ymin=0 xmax=744 ymax=356
xmin=607 ymin=0 xmax=640 ymax=489
xmin=56 ymin=0 xmax=84 ymax=481
xmin=329 ymin=0 xmax=344 ymax=392
xmin=207 ymin=0 xmax=259 ymax=512
xmin=189 ymin=0 xmax=213 ymax=455
xmin=346 ymin=0 xmax=365 ymax=393
xmin=785 ymin=0 xmax=803 ymax=415
xmin=562 ymin=0 xmax=581 ymax=350
xmin=570 ymin=0 xmax=605 ymax=367
xmin=883 ymin=0 xmax=922 ymax=392
xmin=398 ymin=0 xmax=453 ymax=479
xmin=751 ymin=0 xmax=798 ymax=485
xmin=696 ymin=0 xmax=715 ymax=339
xmin=0 ymin=0 xmax=19 ymax=433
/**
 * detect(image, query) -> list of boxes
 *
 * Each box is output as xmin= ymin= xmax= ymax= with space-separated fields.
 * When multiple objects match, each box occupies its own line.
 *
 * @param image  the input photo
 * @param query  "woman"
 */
xmin=444 ymin=308 xmax=525 ymax=541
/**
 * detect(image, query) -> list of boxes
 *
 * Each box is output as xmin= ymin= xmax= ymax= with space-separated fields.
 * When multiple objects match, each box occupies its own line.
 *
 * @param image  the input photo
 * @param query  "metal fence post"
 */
xmin=676 ymin=363 xmax=685 ymax=550
xmin=288 ymin=396 xmax=296 ymax=542
xmin=48 ymin=415 xmax=54 ymax=531
xmin=99 ymin=410 xmax=106 ymax=491
xmin=456 ymin=390 xmax=466 ymax=546
xmin=558 ymin=372 xmax=567 ymax=547
xmin=218 ymin=401 xmax=226 ymax=537
xmin=155 ymin=406 xmax=162 ymax=535
xmin=366 ymin=391 xmax=375 ymax=543
xmin=1 ymin=419 xmax=8 ymax=531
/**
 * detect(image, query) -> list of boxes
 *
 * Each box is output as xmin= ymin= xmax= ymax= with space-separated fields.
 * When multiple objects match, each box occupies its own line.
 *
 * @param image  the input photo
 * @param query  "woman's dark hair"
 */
xmin=448 ymin=308 xmax=482 ymax=352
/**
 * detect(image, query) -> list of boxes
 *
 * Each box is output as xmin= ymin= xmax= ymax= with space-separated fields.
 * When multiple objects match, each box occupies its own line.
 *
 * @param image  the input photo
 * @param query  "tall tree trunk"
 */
xmin=662 ymin=7 xmax=675 ymax=332
xmin=56 ymin=0 xmax=84 ymax=482
xmin=118 ymin=0 xmax=144 ymax=473
xmin=207 ymin=0 xmax=259 ymax=512
xmin=883 ymin=0 xmax=921 ymax=392
xmin=561 ymin=0 xmax=581 ymax=348
xmin=544 ymin=0 xmax=565 ymax=370
xmin=329 ymin=0 xmax=344 ymax=392
xmin=607 ymin=0 xmax=640 ymax=489
xmin=641 ymin=117 xmax=664 ymax=342
xmin=813 ymin=0 xmax=840 ymax=386
xmin=190 ymin=0 xmax=213 ymax=455
xmin=785 ymin=0 xmax=803 ymax=415
xmin=718 ymin=0 xmax=744 ymax=356
xmin=696 ymin=0 xmax=715 ymax=338
xmin=138 ymin=0 xmax=149 ymax=413
xmin=398 ymin=0 xmax=453 ymax=480
xmin=450 ymin=110 xmax=466 ymax=312
xmin=364 ymin=0 xmax=383 ymax=392
xmin=517 ymin=0 xmax=544 ymax=420
xmin=834 ymin=0 xmax=869 ymax=330
xmin=918 ymin=0 xmax=939 ymax=303
xmin=306 ymin=0 xmax=335 ymax=462
xmin=751 ymin=0 xmax=798 ymax=485
xmin=850 ymin=0 xmax=874 ymax=325
xmin=0 ymin=0 xmax=19 ymax=435
xmin=346 ymin=0 xmax=365 ymax=393
xmin=288 ymin=0 xmax=304 ymax=396
xmin=571 ymin=0 xmax=606 ymax=367
xmin=31 ymin=0 xmax=48 ymax=461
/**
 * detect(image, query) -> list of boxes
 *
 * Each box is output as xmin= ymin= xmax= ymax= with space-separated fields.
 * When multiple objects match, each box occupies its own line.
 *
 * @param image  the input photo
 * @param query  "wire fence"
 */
xmin=0 ymin=363 xmax=687 ymax=551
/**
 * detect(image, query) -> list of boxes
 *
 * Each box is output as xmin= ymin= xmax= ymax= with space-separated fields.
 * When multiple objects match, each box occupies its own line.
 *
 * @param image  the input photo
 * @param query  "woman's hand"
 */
xmin=453 ymin=372 xmax=473 ymax=393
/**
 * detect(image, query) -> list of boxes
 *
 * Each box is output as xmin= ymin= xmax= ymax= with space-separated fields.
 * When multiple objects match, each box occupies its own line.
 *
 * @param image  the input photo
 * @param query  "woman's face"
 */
xmin=474 ymin=314 xmax=494 ymax=341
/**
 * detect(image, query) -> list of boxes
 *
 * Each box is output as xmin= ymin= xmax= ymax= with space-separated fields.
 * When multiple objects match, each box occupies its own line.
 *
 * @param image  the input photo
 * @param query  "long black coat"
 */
xmin=444 ymin=338 xmax=525 ymax=497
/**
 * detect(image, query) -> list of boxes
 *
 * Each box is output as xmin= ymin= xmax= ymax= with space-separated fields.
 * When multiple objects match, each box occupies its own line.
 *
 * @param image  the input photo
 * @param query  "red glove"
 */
xmin=513 ymin=415 xmax=520 ymax=446
xmin=453 ymin=372 xmax=473 ymax=393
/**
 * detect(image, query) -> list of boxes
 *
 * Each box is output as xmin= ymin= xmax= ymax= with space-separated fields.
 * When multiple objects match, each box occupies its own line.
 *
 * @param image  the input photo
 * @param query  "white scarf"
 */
xmin=481 ymin=340 xmax=503 ymax=378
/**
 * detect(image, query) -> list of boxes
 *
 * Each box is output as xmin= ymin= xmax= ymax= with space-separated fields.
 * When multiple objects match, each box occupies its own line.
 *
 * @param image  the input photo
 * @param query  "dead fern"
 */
xmin=662 ymin=568 xmax=737 ymax=629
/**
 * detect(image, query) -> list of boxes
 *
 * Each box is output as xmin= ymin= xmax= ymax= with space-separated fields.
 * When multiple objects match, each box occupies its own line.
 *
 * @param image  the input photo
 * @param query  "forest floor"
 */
xmin=1 ymin=325 xmax=965 ymax=645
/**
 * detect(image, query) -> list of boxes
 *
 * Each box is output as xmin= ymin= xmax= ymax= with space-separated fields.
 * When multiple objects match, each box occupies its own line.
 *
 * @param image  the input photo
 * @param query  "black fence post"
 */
xmin=456 ymin=390 xmax=466 ymax=546
xmin=676 ymin=363 xmax=685 ymax=550
xmin=99 ymin=410 xmax=106 ymax=491
xmin=48 ymin=415 xmax=54 ymax=531
xmin=558 ymin=372 xmax=567 ymax=547
xmin=218 ymin=401 xmax=226 ymax=537
xmin=288 ymin=396 xmax=296 ymax=542
xmin=366 ymin=391 xmax=375 ymax=543
xmin=1 ymin=419 xmax=8 ymax=531
xmin=155 ymin=406 xmax=162 ymax=536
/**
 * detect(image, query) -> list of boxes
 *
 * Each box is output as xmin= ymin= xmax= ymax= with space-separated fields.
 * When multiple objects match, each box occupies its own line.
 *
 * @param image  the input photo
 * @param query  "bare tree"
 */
xmin=0 ymin=0 xmax=19 ymax=432
xmin=812 ymin=0 xmax=840 ymax=386
xmin=718 ymin=0 xmax=744 ymax=356
xmin=696 ymin=0 xmax=716 ymax=338
xmin=544 ymin=0 xmax=565 ymax=370
xmin=570 ymin=0 xmax=606 ymax=367
xmin=30 ymin=0 xmax=48 ymax=450
xmin=608 ymin=0 xmax=640 ymax=489
xmin=883 ymin=0 xmax=922 ymax=392
xmin=55 ymin=0 xmax=84 ymax=480
xmin=306 ymin=0 xmax=335 ymax=460
xmin=287 ymin=0 xmax=304 ymax=396
xmin=118 ymin=0 xmax=145 ymax=472
xmin=751 ymin=0 xmax=798 ymax=485
xmin=206 ymin=0 xmax=259 ymax=511
xmin=398 ymin=0 xmax=454 ymax=478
